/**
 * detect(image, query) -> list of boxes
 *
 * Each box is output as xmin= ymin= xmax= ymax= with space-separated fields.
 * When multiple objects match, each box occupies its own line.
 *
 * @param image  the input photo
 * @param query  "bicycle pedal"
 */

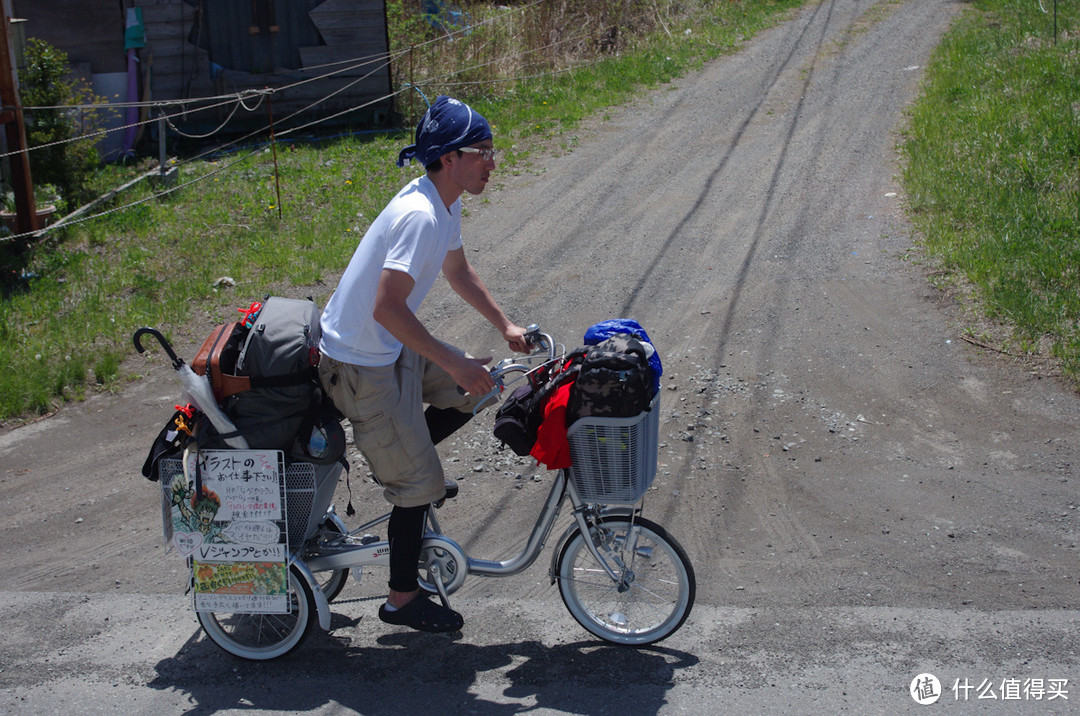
xmin=360 ymin=534 xmax=380 ymax=545
xmin=434 ymin=478 xmax=459 ymax=509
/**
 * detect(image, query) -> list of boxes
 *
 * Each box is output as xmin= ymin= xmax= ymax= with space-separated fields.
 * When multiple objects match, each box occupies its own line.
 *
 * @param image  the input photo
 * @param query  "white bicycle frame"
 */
xmin=302 ymin=466 xmax=640 ymax=618
xmin=294 ymin=328 xmax=644 ymax=629
xmin=145 ymin=322 xmax=692 ymax=657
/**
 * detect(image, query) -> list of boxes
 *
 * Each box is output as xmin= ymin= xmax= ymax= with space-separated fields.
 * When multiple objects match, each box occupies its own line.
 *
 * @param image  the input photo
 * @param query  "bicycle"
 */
xmin=152 ymin=325 xmax=695 ymax=660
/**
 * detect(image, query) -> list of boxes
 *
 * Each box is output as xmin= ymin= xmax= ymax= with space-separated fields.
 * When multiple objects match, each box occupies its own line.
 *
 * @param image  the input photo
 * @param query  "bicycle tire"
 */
xmin=196 ymin=564 xmax=317 ymax=660
xmin=555 ymin=516 xmax=695 ymax=646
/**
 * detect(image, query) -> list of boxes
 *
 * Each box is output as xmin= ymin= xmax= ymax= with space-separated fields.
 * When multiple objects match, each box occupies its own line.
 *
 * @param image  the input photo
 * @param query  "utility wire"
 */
xmin=436 ymin=59 xmax=602 ymax=90
xmin=19 ymin=46 xmax=409 ymax=113
xmin=5 ymin=0 xmax=608 ymax=242
xmin=7 ymin=48 xmax=407 ymax=160
xmin=0 ymin=87 xmax=408 ymax=244
xmin=165 ymin=55 xmax=400 ymax=172
xmin=10 ymin=0 xmax=571 ymax=159
xmin=2 ymin=91 xmax=265 ymax=161
xmin=164 ymin=92 xmax=266 ymax=139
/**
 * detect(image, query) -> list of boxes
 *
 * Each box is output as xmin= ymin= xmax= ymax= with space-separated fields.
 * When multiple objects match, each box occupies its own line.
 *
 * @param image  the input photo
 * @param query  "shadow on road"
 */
xmin=149 ymin=628 xmax=699 ymax=714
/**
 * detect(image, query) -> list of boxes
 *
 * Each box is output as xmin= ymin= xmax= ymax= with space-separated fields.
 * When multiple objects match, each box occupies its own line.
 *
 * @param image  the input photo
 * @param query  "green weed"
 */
xmin=1 ymin=1 xmax=809 ymax=422
xmin=903 ymin=0 xmax=1079 ymax=380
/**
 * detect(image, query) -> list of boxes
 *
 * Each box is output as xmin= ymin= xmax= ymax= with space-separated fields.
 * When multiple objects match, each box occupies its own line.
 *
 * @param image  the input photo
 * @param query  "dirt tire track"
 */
xmin=3 ymin=4 xmax=1080 ymax=707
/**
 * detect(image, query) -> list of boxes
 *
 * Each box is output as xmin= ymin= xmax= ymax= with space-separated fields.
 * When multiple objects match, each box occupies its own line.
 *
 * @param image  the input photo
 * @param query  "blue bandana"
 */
xmin=396 ymin=96 xmax=492 ymax=168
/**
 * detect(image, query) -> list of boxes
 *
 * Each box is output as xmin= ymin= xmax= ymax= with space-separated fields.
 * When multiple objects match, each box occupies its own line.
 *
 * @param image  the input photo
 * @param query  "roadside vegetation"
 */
xmin=3 ymin=0 xmax=1075 ymax=424
xmin=902 ymin=0 xmax=1079 ymax=379
xmin=0 ymin=0 xmax=807 ymax=422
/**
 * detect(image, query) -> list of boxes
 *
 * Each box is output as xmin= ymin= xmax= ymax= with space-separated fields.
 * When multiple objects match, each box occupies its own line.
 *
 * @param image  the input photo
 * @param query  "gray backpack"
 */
xmin=204 ymin=300 xmax=324 ymax=455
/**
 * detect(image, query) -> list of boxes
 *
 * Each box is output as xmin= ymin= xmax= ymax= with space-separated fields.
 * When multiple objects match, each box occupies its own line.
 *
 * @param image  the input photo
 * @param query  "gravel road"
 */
xmin=3 ymin=0 xmax=1079 ymax=713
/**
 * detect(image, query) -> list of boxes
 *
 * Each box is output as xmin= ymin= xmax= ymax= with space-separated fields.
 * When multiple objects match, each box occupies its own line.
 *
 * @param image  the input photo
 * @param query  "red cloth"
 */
xmin=530 ymin=382 xmax=573 ymax=470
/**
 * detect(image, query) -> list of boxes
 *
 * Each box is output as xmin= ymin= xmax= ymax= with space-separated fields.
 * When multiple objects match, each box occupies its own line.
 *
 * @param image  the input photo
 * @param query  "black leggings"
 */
xmin=424 ymin=405 xmax=473 ymax=445
xmin=387 ymin=504 xmax=428 ymax=593
xmin=385 ymin=406 xmax=470 ymax=592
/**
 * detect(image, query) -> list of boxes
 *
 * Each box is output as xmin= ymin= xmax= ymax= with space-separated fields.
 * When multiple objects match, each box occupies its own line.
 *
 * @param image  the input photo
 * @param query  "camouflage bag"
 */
xmin=566 ymin=333 xmax=653 ymax=426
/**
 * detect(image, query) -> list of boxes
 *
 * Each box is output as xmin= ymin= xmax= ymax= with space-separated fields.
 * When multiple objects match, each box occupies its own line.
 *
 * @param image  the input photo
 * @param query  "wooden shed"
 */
xmin=12 ymin=0 xmax=395 ymax=143
xmin=136 ymin=0 xmax=395 ymax=135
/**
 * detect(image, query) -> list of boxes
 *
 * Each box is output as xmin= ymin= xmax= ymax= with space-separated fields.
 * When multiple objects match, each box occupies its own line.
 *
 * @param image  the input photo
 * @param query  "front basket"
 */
xmin=565 ymin=394 xmax=660 ymax=503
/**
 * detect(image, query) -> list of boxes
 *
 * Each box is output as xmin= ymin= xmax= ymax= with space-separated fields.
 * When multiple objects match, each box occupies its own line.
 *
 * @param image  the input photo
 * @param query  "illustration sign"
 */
xmin=191 ymin=561 xmax=289 ymax=614
xmin=160 ymin=449 xmax=289 ymax=613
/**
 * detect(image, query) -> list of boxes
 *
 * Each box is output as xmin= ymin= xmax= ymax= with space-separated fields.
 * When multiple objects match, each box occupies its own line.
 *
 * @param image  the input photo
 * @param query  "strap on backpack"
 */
xmin=247 ymin=371 xmax=316 ymax=390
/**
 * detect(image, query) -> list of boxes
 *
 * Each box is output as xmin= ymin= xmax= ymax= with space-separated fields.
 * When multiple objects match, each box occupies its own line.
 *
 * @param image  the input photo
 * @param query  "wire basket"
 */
xmin=566 ymin=394 xmax=660 ymax=504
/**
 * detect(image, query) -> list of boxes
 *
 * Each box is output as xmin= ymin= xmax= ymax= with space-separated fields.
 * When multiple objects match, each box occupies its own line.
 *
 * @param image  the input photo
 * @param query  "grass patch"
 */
xmin=0 ymin=0 xmax=809 ymax=422
xmin=902 ymin=0 xmax=1079 ymax=380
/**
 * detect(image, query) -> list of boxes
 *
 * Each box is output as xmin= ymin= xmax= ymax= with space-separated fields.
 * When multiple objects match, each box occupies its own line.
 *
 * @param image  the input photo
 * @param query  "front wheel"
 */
xmin=556 ymin=516 xmax=695 ymax=646
xmin=196 ymin=564 xmax=317 ymax=660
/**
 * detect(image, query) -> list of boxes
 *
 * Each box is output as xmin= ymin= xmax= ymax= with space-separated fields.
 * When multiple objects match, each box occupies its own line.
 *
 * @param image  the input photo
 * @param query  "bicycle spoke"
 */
xmin=196 ymin=566 xmax=316 ymax=659
xmin=557 ymin=517 xmax=694 ymax=644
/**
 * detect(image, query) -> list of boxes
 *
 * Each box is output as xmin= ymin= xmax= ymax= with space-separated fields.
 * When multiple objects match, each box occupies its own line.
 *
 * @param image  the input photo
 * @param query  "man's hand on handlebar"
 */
xmin=503 ymin=323 xmax=532 ymax=354
xmin=459 ymin=323 xmax=557 ymax=413
xmin=449 ymin=354 xmax=495 ymax=398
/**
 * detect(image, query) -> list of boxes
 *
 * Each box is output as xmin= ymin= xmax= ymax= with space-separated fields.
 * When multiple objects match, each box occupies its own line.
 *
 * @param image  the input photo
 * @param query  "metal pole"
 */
xmin=154 ymin=107 xmax=178 ymax=188
xmin=267 ymin=90 xmax=282 ymax=220
xmin=0 ymin=0 xmax=36 ymax=235
xmin=158 ymin=110 xmax=167 ymax=175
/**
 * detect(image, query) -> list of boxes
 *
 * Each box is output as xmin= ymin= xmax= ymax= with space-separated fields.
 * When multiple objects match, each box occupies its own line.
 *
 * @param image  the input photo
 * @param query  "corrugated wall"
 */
xmin=137 ymin=0 xmax=394 ymax=133
xmin=12 ymin=0 xmax=127 ymax=74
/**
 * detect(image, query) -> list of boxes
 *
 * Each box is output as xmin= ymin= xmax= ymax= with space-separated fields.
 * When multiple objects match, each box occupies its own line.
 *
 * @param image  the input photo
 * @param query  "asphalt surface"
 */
xmin=3 ymin=0 xmax=1080 ymax=713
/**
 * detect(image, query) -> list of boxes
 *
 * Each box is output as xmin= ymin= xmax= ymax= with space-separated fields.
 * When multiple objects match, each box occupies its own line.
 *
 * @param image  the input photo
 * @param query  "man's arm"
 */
xmin=442 ymin=247 xmax=529 ymax=352
xmin=373 ymin=268 xmax=495 ymax=397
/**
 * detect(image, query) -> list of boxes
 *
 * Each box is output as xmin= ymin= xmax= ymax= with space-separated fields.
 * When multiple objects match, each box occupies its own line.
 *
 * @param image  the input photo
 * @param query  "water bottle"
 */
xmin=308 ymin=425 xmax=328 ymax=459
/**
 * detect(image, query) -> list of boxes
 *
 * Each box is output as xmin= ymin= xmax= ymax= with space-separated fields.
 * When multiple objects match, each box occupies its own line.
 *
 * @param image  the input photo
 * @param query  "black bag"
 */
xmin=140 ymin=407 xmax=193 ymax=481
xmin=492 ymin=350 xmax=586 ymax=456
xmin=566 ymin=333 xmax=653 ymax=425
xmin=492 ymin=381 xmax=546 ymax=456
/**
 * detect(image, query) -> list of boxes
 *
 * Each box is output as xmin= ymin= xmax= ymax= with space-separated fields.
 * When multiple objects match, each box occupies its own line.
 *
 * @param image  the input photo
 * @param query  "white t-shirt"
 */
xmin=320 ymin=176 xmax=463 ymax=366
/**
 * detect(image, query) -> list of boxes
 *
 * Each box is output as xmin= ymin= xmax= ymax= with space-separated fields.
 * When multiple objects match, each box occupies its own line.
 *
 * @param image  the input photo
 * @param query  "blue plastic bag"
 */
xmin=583 ymin=319 xmax=662 ymax=396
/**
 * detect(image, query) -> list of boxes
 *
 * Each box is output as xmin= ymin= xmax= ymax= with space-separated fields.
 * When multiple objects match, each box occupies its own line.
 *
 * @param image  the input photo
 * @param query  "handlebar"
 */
xmin=471 ymin=323 xmax=562 ymax=414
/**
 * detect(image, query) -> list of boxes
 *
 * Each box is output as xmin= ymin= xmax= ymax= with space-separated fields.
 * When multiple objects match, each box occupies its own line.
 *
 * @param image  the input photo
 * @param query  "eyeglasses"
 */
xmin=458 ymin=147 xmax=499 ymax=162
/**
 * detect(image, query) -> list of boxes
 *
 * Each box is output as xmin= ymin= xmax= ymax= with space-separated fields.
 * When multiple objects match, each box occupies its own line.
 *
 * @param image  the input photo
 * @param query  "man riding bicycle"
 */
xmin=318 ymin=96 xmax=529 ymax=633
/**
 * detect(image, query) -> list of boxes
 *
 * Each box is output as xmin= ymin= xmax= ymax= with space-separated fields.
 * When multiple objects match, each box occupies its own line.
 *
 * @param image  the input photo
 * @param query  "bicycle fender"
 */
xmin=291 ymin=558 xmax=332 ymax=631
xmin=547 ymin=507 xmax=638 ymax=584
xmin=325 ymin=507 xmax=349 ymax=535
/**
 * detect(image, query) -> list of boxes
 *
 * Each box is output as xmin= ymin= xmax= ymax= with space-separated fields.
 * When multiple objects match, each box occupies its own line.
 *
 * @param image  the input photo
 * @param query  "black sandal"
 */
xmin=379 ymin=595 xmax=463 ymax=633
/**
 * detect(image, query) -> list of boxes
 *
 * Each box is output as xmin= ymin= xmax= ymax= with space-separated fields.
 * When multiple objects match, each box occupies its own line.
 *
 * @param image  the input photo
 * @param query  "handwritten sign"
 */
xmin=197 ymin=450 xmax=284 ymax=522
xmin=197 ymin=541 xmax=285 ymax=562
xmin=192 ymin=561 xmax=289 ymax=613
xmin=159 ymin=449 xmax=292 ymax=614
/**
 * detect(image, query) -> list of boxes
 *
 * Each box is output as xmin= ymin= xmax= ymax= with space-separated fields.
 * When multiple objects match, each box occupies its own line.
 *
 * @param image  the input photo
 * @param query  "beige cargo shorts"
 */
xmin=318 ymin=345 xmax=484 ymax=508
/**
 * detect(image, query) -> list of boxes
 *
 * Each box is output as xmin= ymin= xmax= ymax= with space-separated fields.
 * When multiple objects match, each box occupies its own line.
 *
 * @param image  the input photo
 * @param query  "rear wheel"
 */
xmin=556 ymin=516 xmax=695 ymax=646
xmin=196 ymin=564 xmax=317 ymax=660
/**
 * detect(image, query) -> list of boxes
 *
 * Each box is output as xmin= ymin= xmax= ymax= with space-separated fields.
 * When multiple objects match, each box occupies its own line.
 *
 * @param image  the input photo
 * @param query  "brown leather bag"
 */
xmin=191 ymin=322 xmax=250 ymax=402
